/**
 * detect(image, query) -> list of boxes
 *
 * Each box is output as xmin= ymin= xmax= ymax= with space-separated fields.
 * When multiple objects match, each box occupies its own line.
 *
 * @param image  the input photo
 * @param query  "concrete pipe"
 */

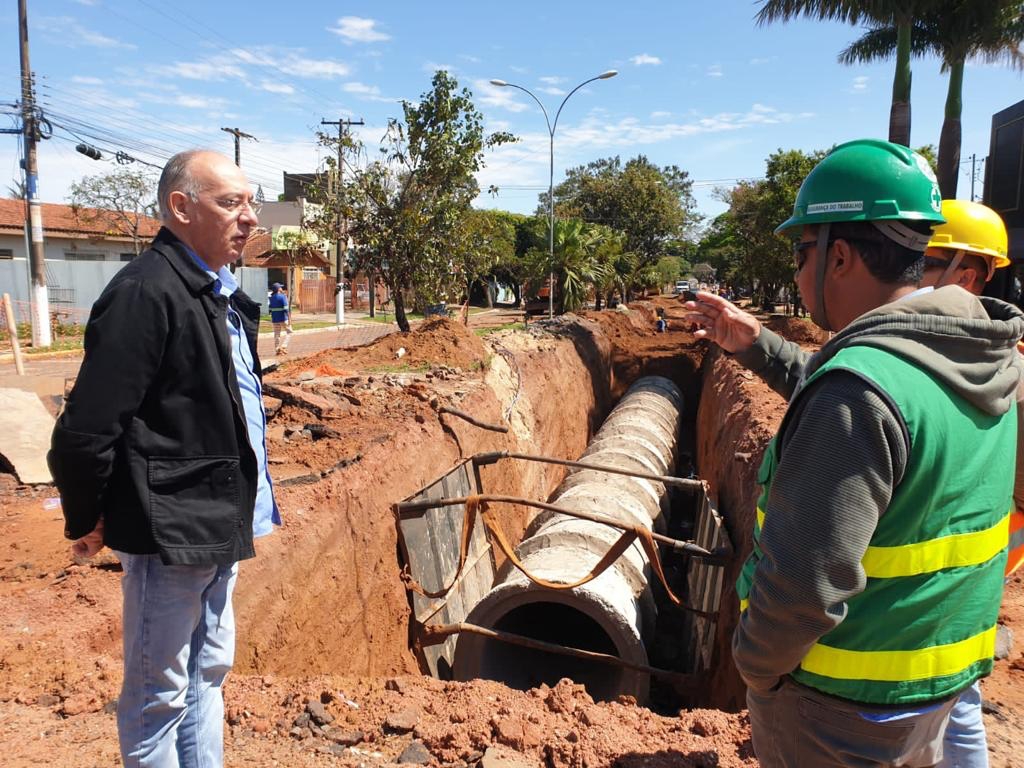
xmin=452 ymin=376 xmax=682 ymax=702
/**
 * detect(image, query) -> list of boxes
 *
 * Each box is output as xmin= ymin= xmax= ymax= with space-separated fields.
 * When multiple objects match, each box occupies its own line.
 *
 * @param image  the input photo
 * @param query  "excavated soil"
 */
xmin=2 ymin=306 xmax=1023 ymax=766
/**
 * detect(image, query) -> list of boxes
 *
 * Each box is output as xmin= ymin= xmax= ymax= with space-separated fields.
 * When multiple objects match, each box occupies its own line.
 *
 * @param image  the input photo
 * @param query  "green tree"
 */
xmin=523 ymin=218 xmax=610 ymax=313
xmin=272 ymin=227 xmax=323 ymax=303
xmin=449 ymin=208 xmax=520 ymax=307
xmin=756 ymin=1 xmax=941 ymax=146
xmin=547 ymin=155 xmax=698 ymax=285
xmin=68 ymin=169 xmax=157 ymax=256
xmin=839 ymin=2 xmax=1023 ymax=196
xmin=715 ymin=148 xmax=825 ymax=309
xmin=307 ymin=71 xmax=515 ymax=331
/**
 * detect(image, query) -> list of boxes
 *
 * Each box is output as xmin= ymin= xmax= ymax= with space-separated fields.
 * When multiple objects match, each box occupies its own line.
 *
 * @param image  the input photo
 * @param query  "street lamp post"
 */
xmin=490 ymin=70 xmax=617 ymax=318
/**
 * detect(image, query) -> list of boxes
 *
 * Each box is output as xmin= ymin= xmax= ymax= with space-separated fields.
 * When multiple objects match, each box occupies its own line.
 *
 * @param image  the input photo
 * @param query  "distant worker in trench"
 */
xmin=917 ymin=199 xmax=1023 ymax=768
xmin=684 ymin=139 xmax=1023 ymax=767
xmin=48 ymin=149 xmax=280 ymax=768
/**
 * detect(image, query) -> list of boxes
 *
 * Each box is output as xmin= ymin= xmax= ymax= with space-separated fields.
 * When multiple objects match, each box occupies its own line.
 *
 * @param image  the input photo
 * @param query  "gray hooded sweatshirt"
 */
xmin=731 ymin=285 xmax=1024 ymax=694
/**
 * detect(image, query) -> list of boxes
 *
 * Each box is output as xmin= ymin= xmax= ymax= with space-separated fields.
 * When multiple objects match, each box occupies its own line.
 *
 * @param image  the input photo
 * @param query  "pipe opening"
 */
xmin=478 ymin=602 xmax=627 ymax=702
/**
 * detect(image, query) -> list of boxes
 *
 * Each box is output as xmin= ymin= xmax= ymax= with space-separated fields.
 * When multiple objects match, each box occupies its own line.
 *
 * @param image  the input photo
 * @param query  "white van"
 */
xmin=674 ymin=280 xmax=690 ymax=294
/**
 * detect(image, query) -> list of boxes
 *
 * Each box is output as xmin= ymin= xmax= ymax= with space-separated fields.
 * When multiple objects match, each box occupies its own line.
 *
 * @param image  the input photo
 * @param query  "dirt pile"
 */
xmin=763 ymin=315 xmax=829 ymax=346
xmin=277 ymin=316 xmax=488 ymax=376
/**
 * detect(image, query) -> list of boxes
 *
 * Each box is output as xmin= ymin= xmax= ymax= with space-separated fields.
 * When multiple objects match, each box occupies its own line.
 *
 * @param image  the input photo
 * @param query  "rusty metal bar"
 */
xmin=438 ymin=406 xmax=509 ymax=433
xmin=420 ymin=621 xmax=698 ymax=686
xmin=471 ymin=450 xmax=705 ymax=492
xmin=393 ymin=493 xmax=727 ymax=561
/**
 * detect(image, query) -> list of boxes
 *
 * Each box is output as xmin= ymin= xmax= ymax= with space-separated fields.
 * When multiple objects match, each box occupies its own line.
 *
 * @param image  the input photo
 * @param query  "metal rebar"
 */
xmin=472 ymin=450 xmax=705 ymax=491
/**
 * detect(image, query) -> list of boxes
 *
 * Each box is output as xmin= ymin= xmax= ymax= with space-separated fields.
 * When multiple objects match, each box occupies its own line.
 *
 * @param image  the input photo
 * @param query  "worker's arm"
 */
xmin=731 ymin=371 xmax=908 ymax=693
xmin=732 ymin=328 xmax=810 ymax=401
xmin=684 ymin=292 xmax=809 ymax=399
xmin=48 ymin=275 xmax=168 ymax=541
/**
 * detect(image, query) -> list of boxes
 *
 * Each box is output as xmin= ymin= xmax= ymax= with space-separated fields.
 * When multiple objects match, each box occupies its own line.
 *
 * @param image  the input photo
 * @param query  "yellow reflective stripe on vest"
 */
xmin=800 ymin=626 xmax=996 ymax=682
xmin=756 ymin=506 xmax=765 ymax=531
xmin=860 ymin=513 xmax=1010 ymax=578
xmin=739 ymin=598 xmax=749 ymax=612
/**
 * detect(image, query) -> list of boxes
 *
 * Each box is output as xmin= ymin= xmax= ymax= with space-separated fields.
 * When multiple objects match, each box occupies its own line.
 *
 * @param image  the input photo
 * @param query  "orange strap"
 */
xmin=400 ymin=495 xmax=693 ymax=609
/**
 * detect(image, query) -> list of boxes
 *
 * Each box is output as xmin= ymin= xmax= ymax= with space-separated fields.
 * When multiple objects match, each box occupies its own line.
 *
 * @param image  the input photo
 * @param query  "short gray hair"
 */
xmin=157 ymin=149 xmax=208 ymax=222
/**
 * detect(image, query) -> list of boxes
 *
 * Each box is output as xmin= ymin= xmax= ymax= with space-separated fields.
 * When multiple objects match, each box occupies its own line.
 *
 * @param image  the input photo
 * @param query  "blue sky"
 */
xmin=1 ymin=1 xmax=1020 ymax=224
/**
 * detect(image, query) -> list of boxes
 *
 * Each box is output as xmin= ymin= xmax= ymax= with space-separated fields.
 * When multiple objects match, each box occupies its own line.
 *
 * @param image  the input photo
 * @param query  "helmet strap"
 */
xmin=872 ymin=220 xmax=931 ymax=252
xmin=935 ymin=250 xmax=965 ymax=288
xmin=811 ymin=223 xmax=833 ymax=332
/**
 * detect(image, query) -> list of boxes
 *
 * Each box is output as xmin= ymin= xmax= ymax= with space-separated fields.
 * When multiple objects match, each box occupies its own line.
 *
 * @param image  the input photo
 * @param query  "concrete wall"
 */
xmin=0 ymin=256 xmax=268 ymax=319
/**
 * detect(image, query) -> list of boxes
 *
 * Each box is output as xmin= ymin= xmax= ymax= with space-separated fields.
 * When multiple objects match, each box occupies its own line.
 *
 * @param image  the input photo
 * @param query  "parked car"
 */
xmin=673 ymin=280 xmax=690 ymax=295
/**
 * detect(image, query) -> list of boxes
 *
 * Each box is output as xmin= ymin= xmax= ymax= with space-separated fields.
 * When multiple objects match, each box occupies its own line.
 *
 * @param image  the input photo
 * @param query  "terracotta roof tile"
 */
xmin=0 ymin=196 xmax=162 ymax=240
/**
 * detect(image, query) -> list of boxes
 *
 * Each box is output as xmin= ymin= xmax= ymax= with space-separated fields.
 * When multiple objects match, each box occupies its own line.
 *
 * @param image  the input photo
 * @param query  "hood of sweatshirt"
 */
xmin=804 ymin=285 xmax=1024 ymax=416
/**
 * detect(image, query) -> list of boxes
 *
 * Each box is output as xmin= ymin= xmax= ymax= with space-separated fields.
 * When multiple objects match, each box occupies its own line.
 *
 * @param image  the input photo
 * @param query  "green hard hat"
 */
xmin=775 ymin=139 xmax=945 ymax=234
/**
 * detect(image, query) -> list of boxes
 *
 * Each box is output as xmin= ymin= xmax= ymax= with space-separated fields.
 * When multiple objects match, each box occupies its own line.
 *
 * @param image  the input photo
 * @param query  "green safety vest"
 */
xmin=736 ymin=344 xmax=1015 ymax=704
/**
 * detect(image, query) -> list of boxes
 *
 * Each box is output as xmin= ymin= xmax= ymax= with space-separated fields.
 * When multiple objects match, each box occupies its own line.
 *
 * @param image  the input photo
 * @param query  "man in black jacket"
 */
xmin=49 ymin=149 xmax=279 ymax=767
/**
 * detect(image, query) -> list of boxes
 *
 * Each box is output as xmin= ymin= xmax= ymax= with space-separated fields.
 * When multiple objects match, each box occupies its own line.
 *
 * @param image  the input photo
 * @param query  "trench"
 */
xmin=235 ymin=306 xmax=779 ymax=715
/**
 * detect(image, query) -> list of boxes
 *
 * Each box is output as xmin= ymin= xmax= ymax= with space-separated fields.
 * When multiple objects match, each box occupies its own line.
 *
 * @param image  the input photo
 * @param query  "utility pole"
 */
xmin=220 ymin=127 xmax=257 ymax=167
xmin=321 ymin=117 xmax=363 ymax=326
xmin=19 ymin=0 xmax=50 ymax=347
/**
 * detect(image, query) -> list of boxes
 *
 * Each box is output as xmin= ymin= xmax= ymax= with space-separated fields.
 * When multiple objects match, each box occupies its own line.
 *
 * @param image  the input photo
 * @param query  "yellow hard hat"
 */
xmin=927 ymin=200 xmax=1010 ymax=268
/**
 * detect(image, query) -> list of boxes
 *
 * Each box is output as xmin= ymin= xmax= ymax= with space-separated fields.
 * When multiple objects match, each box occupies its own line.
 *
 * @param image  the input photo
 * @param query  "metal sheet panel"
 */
xmin=686 ymin=487 xmax=728 ymax=674
xmin=397 ymin=459 xmax=495 ymax=678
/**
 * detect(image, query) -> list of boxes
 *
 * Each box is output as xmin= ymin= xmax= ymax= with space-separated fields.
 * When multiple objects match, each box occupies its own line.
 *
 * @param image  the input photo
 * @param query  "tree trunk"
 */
xmin=393 ymin=288 xmax=410 ymax=333
xmin=888 ymin=23 xmax=913 ymax=147
xmin=595 ymin=291 xmax=603 ymax=311
xmin=936 ymin=59 xmax=964 ymax=199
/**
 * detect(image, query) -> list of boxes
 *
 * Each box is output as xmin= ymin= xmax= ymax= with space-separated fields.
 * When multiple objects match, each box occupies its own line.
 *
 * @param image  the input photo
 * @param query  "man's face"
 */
xmin=921 ymin=247 xmax=988 ymax=295
xmin=173 ymin=153 xmax=259 ymax=271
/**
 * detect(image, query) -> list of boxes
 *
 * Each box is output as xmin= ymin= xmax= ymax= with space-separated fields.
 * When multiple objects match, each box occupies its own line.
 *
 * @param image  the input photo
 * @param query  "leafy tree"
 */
xmin=307 ymin=71 xmax=515 ymax=331
xmin=272 ymin=227 xmax=323 ymax=302
xmin=757 ymin=1 xmax=942 ymax=146
xmin=712 ymin=148 xmax=825 ymax=309
xmin=450 ymin=208 xmax=520 ymax=306
xmin=68 ymin=169 xmax=157 ymax=256
xmin=522 ymin=218 xmax=611 ymax=313
xmin=654 ymin=256 xmax=688 ymax=291
xmin=840 ymin=2 xmax=1023 ymax=195
xmin=546 ymin=155 xmax=698 ymax=286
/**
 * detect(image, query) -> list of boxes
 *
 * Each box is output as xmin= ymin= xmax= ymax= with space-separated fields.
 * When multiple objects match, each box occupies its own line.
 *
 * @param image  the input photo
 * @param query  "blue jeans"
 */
xmin=939 ymin=682 xmax=989 ymax=768
xmin=116 ymin=552 xmax=238 ymax=768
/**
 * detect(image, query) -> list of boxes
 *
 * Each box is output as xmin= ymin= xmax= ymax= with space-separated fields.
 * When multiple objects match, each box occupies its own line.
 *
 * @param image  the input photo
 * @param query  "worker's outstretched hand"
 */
xmin=683 ymin=292 xmax=761 ymax=354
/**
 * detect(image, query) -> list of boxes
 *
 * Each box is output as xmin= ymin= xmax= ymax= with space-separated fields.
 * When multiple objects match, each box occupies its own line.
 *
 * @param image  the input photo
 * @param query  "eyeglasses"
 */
xmin=793 ymin=238 xmax=836 ymax=271
xmin=211 ymin=196 xmax=261 ymax=216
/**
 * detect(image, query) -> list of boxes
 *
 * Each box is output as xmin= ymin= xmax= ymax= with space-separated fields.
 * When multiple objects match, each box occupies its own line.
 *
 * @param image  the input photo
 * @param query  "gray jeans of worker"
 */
xmin=747 ymin=677 xmax=956 ymax=768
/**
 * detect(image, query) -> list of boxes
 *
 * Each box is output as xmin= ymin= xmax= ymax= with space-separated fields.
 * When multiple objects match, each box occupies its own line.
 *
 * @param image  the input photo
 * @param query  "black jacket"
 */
xmin=49 ymin=228 xmax=264 ymax=565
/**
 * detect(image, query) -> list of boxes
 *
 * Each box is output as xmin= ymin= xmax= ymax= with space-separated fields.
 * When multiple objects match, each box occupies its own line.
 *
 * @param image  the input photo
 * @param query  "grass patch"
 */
xmin=262 ymin=319 xmax=339 ymax=332
xmin=365 ymin=362 xmax=432 ymax=374
xmin=473 ymin=322 xmax=524 ymax=336
xmin=23 ymin=337 xmax=86 ymax=355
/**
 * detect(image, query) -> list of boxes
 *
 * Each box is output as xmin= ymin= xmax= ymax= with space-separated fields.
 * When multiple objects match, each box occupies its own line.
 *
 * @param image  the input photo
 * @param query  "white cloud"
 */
xmin=707 ymin=64 xmax=723 ymax=78
xmin=37 ymin=16 xmax=136 ymax=50
xmin=174 ymin=94 xmax=225 ymax=110
xmin=852 ymin=76 xmax=869 ymax=91
xmin=650 ymin=110 xmax=671 ymax=119
xmin=631 ymin=53 xmax=662 ymax=66
xmin=474 ymin=79 xmax=530 ymax=113
xmin=538 ymin=86 xmax=565 ymax=96
xmin=539 ymin=76 xmax=565 ymax=85
xmin=341 ymin=81 xmax=396 ymax=103
xmin=749 ymin=56 xmax=776 ymax=66
xmin=72 ymin=0 xmax=98 ymax=5
xmin=71 ymin=75 xmax=104 ymax=85
xmin=278 ymin=56 xmax=350 ymax=79
xmin=260 ymin=81 xmax=295 ymax=95
xmin=459 ymin=54 xmax=481 ymax=63
xmin=328 ymin=16 xmax=390 ymax=44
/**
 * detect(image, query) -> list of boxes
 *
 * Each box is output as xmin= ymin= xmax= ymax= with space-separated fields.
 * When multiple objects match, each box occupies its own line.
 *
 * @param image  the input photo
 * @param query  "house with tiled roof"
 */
xmin=0 ymin=197 xmax=269 ymax=316
xmin=0 ymin=196 xmax=162 ymax=263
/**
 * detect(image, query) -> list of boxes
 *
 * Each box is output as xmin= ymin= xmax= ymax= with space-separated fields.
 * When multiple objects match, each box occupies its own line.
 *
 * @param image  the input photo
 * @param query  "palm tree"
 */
xmin=525 ymin=219 xmax=609 ymax=313
xmin=756 ymin=1 xmax=941 ymax=146
xmin=840 ymin=2 xmax=1023 ymax=196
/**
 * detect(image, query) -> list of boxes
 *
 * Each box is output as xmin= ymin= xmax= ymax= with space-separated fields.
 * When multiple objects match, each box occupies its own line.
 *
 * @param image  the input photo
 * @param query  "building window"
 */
xmin=0 ymin=248 xmax=12 ymax=260
xmin=302 ymin=267 xmax=321 ymax=280
xmin=63 ymin=251 xmax=106 ymax=261
xmin=120 ymin=253 xmax=136 ymax=262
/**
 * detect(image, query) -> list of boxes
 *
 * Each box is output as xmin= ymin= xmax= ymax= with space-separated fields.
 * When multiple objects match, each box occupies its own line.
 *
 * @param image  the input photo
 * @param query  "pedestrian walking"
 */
xmin=686 ymin=139 xmax=1023 ymax=767
xmin=48 ymin=149 xmax=280 ymax=768
xmin=268 ymin=282 xmax=293 ymax=355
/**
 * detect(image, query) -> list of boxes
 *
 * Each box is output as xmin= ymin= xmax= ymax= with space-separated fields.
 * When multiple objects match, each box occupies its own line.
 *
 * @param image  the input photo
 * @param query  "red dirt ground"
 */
xmin=1 ymin=305 xmax=1022 ymax=767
